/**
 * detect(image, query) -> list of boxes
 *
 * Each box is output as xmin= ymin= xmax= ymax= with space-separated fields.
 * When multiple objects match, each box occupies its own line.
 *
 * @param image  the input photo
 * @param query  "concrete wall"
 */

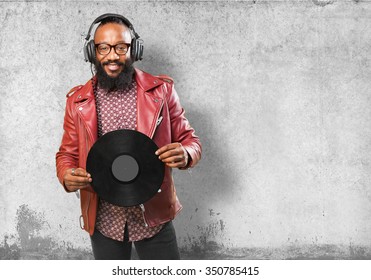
xmin=1 ymin=0 xmax=371 ymax=259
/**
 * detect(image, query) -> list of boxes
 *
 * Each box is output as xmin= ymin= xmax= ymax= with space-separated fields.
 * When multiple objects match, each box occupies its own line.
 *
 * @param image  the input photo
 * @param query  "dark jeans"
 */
xmin=90 ymin=221 xmax=180 ymax=260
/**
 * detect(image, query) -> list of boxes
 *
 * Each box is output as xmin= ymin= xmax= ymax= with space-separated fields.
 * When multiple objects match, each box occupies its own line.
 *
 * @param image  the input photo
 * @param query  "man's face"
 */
xmin=94 ymin=23 xmax=132 ymax=78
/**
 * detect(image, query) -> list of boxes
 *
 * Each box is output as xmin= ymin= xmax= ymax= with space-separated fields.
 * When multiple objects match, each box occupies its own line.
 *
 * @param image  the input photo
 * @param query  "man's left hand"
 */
xmin=155 ymin=143 xmax=188 ymax=168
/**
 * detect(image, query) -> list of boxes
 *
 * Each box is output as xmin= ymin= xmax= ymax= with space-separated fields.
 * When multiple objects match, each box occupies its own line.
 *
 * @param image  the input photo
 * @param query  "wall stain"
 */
xmin=180 ymin=219 xmax=371 ymax=259
xmin=0 ymin=204 xmax=93 ymax=260
xmin=16 ymin=204 xmax=50 ymax=254
xmin=181 ymin=219 xmax=226 ymax=259
xmin=0 ymin=235 xmax=21 ymax=260
xmin=180 ymin=243 xmax=371 ymax=260
xmin=2 ymin=205 xmax=371 ymax=260
xmin=312 ymin=0 xmax=334 ymax=7
xmin=3 ymin=205 xmax=371 ymax=259
xmin=208 ymin=209 xmax=221 ymax=217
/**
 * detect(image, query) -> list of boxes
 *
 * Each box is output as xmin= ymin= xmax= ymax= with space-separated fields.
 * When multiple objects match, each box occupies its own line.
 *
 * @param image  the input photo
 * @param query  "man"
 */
xmin=56 ymin=14 xmax=201 ymax=260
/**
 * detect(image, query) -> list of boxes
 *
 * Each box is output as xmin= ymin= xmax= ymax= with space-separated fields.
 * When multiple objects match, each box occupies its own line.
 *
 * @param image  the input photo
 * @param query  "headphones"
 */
xmin=83 ymin=13 xmax=144 ymax=63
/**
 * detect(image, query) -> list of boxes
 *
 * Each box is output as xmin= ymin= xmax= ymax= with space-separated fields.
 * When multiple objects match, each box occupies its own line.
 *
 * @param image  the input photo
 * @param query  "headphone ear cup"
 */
xmin=84 ymin=40 xmax=96 ymax=63
xmin=130 ymin=38 xmax=138 ymax=61
xmin=131 ymin=38 xmax=143 ymax=61
xmin=136 ymin=39 xmax=144 ymax=61
xmin=130 ymin=38 xmax=144 ymax=61
xmin=83 ymin=43 xmax=89 ymax=62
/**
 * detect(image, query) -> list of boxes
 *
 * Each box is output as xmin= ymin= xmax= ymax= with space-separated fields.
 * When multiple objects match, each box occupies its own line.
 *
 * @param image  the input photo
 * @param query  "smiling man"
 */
xmin=56 ymin=14 xmax=202 ymax=260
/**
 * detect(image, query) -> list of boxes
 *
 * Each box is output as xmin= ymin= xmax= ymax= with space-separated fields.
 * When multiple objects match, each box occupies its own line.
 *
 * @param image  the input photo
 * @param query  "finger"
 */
xmin=73 ymin=168 xmax=91 ymax=178
xmin=158 ymin=150 xmax=180 ymax=161
xmin=65 ymin=168 xmax=91 ymax=179
xmin=157 ymin=145 xmax=184 ymax=160
xmin=65 ymin=178 xmax=92 ymax=186
xmin=65 ymin=184 xmax=90 ymax=192
xmin=165 ymin=160 xmax=186 ymax=168
xmin=155 ymin=143 xmax=180 ymax=156
xmin=65 ymin=174 xmax=92 ymax=185
xmin=160 ymin=154 xmax=185 ymax=163
xmin=65 ymin=181 xmax=91 ymax=189
xmin=160 ymin=154 xmax=187 ymax=168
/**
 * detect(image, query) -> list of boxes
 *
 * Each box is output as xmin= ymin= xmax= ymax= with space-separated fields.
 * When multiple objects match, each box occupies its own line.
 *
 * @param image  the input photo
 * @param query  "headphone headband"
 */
xmin=85 ymin=13 xmax=139 ymax=41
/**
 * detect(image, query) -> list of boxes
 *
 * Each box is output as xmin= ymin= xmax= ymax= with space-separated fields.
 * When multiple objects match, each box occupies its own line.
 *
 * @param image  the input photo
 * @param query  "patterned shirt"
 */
xmin=94 ymin=80 xmax=163 ymax=242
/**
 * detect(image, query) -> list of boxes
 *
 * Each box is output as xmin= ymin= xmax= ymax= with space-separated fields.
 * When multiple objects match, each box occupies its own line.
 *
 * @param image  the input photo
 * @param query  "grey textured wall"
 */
xmin=1 ymin=0 xmax=371 ymax=259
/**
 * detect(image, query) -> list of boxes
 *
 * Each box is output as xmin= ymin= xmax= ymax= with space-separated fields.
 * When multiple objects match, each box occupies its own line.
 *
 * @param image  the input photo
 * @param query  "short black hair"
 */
xmin=97 ymin=16 xmax=134 ymax=39
xmin=100 ymin=16 xmax=128 ymax=27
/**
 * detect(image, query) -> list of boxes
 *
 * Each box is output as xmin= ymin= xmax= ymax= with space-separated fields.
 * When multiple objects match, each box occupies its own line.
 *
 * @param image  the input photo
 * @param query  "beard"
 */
xmin=95 ymin=60 xmax=135 ymax=91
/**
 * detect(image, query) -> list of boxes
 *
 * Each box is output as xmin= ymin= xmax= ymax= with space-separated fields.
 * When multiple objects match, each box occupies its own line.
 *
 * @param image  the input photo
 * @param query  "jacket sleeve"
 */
xmin=166 ymin=83 xmax=202 ymax=168
xmin=55 ymin=97 xmax=79 ymax=191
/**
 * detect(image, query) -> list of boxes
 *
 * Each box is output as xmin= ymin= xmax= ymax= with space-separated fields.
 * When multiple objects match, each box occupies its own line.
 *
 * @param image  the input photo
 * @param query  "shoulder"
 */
xmin=66 ymin=85 xmax=83 ymax=98
xmin=65 ymin=78 xmax=95 ymax=99
xmin=134 ymin=67 xmax=174 ymax=84
xmin=156 ymin=74 xmax=174 ymax=85
xmin=134 ymin=68 xmax=175 ymax=92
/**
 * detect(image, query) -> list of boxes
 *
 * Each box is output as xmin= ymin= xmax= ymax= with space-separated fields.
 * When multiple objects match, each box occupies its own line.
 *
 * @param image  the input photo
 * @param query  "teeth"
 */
xmin=107 ymin=64 xmax=119 ymax=70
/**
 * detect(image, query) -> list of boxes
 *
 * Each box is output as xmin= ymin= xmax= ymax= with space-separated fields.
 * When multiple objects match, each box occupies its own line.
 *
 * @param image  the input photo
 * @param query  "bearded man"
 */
xmin=56 ymin=14 xmax=201 ymax=260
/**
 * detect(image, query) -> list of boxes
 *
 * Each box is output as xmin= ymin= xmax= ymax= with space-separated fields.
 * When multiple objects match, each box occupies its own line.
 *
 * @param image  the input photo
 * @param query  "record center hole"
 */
xmin=112 ymin=155 xmax=139 ymax=183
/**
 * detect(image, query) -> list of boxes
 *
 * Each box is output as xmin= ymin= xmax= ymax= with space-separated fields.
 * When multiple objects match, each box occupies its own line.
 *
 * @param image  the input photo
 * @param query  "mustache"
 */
xmin=102 ymin=60 xmax=125 ymax=66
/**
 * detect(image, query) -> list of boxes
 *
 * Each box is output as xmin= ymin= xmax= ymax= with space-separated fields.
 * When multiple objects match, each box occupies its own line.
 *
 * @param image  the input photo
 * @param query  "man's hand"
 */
xmin=155 ymin=143 xmax=189 ymax=168
xmin=63 ymin=168 xmax=92 ymax=192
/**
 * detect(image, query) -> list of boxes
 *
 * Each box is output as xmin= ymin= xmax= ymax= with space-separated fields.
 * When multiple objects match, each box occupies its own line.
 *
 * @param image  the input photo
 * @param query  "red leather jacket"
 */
xmin=56 ymin=68 xmax=201 ymax=235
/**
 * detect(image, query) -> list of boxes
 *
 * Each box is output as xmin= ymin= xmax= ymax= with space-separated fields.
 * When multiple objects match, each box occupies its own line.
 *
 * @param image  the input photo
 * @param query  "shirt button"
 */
xmin=79 ymin=107 xmax=83 ymax=111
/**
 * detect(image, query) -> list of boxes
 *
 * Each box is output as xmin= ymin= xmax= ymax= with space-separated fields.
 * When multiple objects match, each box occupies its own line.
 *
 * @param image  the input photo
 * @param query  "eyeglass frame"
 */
xmin=94 ymin=43 xmax=131 ymax=56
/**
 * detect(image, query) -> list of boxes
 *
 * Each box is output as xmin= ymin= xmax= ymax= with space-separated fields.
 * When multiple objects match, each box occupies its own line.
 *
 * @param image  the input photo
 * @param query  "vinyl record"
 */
xmin=86 ymin=129 xmax=165 ymax=207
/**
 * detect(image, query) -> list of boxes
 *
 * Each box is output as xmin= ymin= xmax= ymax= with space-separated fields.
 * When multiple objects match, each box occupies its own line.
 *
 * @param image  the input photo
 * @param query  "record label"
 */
xmin=112 ymin=154 xmax=139 ymax=183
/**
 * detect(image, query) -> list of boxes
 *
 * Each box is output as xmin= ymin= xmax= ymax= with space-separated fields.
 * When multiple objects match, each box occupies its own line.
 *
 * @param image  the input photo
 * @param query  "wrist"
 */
xmin=180 ymin=151 xmax=191 ymax=170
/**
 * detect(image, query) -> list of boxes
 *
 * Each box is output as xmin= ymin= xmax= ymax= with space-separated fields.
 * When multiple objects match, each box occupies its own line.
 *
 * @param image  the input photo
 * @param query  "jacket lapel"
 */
xmin=135 ymin=69 xmax=164 ymax=138
xmin=74 ymin=79 xmax=98 ymax=143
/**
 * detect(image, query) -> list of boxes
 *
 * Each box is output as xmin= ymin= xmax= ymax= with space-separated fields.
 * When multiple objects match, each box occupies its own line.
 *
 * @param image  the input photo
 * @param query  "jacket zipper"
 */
xmin=76 ymin=111 xmax=92 ymax=232
xmin=139 ymin=204 xmax=148 ymax=227
xmin=84 ymin=126 xmax=91 ymax=231
xmin=150 ymin=101 xmax=164 ymax=139
xmin=140 ymin=99 xmax=164 ymax=227
xmin=79 ymin=215 xmax=84 ymax=230
xmin=156 ymin=116 xmax=163 ymax=127
xmin=85 ymin=192 xmax=90 ymax=231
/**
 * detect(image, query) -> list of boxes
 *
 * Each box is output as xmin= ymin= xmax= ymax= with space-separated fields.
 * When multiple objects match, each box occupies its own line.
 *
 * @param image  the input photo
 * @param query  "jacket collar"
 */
xmin=134 ymin=68 xmax=164 ymax=92
xmin=72 ymin=77 xmax=95 ymax=103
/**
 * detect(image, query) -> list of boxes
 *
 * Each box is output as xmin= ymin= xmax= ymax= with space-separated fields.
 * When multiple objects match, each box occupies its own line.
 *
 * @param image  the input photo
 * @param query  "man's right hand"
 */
xmin=63 ymin=168 xmax=92 ymax=192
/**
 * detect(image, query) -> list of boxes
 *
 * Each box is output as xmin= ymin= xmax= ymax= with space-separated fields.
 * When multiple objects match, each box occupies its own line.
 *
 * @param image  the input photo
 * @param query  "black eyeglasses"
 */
xmin=95 ymin=43 xmax=131 ymax=55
